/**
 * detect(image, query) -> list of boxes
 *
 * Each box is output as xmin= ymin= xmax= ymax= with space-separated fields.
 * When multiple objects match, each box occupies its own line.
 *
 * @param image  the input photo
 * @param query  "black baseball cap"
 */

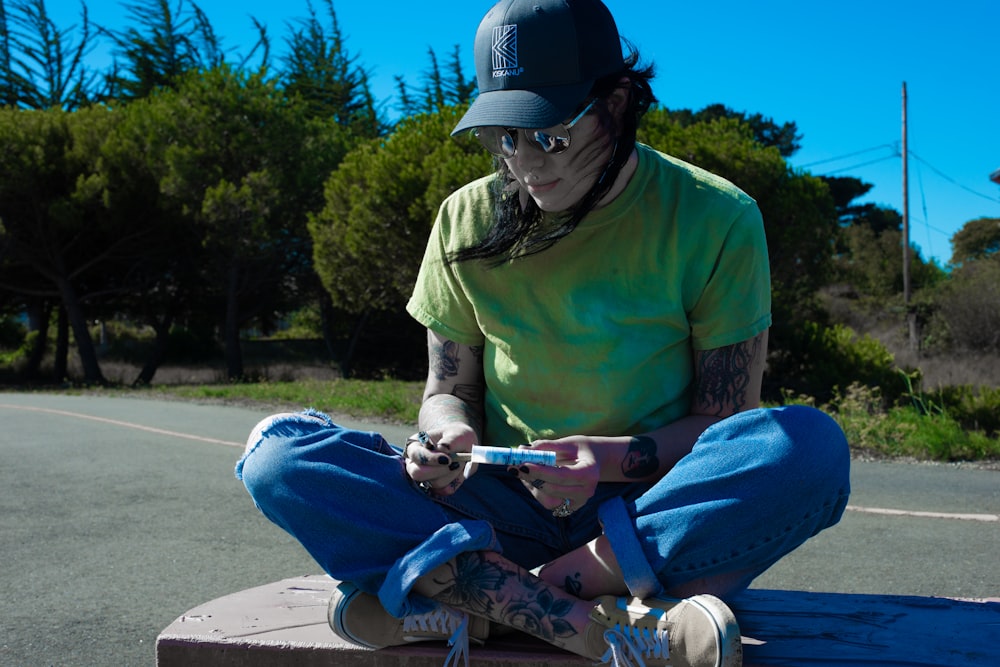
xmin=451 ymin=0 xmax=624 ymax=135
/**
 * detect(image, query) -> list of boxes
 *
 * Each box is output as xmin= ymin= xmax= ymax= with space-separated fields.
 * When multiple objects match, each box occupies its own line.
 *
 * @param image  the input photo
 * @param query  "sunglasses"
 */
xmin=473 ymin=99 xmax=597 ymax=158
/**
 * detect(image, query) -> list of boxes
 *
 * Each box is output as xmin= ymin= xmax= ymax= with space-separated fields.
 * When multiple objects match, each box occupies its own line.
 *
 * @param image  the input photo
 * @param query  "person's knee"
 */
xmin=236 ymin=412 xmax=326 ymax=505
xmin=238 ymin=433 xmax=291 ymax=509
xmin=735 ymin=406 xmax=850 ymax=520
xmin=773 ymin=405 xmax=852 ymax=530
xmin=789 ymin=405 xmax=849 ymax=480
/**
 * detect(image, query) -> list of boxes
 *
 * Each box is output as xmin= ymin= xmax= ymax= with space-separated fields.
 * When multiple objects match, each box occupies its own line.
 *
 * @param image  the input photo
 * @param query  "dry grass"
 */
xmin=819 ymin=287 xmax=998 ymax=391
xmin=892 ymin=350 xmax=1000 ymax=391
xmin=73 ymin=360 xmax=344 ymax=386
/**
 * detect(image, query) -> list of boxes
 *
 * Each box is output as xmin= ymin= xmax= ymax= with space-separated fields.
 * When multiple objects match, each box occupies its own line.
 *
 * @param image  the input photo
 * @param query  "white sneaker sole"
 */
xmin=328 ymin=582 xmax=380 ymax=649
xmin=685 ymin=594 xmax=743 ymax=667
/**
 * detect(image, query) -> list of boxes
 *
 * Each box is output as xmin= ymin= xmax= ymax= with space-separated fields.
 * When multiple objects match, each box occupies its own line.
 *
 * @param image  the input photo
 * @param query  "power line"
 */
xmin=908 ymin=151 xmax=1000 ymax=204
xmin=797 ymin=144 xmax=897 ymax=169
xmin=821 ymin=155 xmax=897 ymax=175
xmin=798 ymin=144 xmax=1000 ymax=205
xmin=914 ymin=161 xmax=935 ymax=258
xmin=908 ymin=215 xmax=954 ymax=238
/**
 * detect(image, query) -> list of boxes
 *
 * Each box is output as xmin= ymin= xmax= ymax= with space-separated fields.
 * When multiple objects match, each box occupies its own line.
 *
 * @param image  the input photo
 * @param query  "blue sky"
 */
xmin=44 ymin=0 xmax=1000 ymax=266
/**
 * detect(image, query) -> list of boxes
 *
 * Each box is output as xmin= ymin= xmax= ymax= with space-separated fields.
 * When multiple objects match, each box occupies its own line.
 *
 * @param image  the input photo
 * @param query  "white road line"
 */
xmin=4 ymin=402 xmax=998 ymax=522
xmin=846 ymin=505 xmax=999 ymax=523
xmin=0 ymin=402 xmax=244 ymax=447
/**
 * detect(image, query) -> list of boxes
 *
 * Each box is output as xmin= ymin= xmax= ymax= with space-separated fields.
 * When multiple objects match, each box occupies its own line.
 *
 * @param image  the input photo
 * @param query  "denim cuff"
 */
xmin=599 ymin=495 xmax=662 ymax=599
xmin=378 ymin=519 xmax=501 ymax=617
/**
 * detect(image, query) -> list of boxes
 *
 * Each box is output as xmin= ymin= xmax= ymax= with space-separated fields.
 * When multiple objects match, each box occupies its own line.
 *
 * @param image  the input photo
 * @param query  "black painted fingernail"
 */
xmin=449 ymin=461 xmax=461 ymax=471
xmin=519 ymin=465 xmax=530 ymax=474
xmin=437 ymin=455 xmax=451 ymax=465
xmin=507 ymin=467 xmax=520 ymax=476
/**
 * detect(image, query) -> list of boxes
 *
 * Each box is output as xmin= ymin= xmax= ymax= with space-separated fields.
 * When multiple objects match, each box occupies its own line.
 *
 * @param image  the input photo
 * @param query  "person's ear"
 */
xmin=606 ymin=78 xmax=631 ymax=126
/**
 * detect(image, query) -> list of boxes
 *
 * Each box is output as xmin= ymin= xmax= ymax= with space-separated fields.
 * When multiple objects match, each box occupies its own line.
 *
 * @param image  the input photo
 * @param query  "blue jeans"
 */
xmin=236 ymin=405 xmax=850 ymax=618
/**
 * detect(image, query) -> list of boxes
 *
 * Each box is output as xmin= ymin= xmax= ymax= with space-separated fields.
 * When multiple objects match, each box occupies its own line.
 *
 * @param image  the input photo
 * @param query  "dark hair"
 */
xmin=448 ymin=48 xmax=656 ymax=266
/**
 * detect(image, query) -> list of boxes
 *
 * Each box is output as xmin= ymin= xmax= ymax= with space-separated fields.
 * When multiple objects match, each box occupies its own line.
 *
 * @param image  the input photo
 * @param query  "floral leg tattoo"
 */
xmin=431 ymin=552 xmax=580 ymax=644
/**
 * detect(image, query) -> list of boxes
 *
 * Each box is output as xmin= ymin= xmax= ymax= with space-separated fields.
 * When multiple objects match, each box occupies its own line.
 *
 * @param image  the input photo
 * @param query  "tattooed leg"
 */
xmin=537 ymin=535 xmax=629 ymax=601
xmin=540 ymin=535 xmax=760 ymax=600
xmin=412 ymin=550 xmax=598 ymax=659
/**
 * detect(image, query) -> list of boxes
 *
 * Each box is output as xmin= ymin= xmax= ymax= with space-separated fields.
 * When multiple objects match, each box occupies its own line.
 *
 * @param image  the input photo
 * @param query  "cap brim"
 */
xmin=451 ymin=81 xmax=594 ymax=136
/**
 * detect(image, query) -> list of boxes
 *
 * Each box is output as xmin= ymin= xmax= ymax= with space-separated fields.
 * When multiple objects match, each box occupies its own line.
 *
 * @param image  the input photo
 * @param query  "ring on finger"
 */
xmin=552 ymin=497 xmax=574 ymax=518
xmin=530 ymin=478 xmax=546 ymax=490
xmin=406 ymin=431 xmax=431 ymax=447
xmin=405 ymin=431 xmax=431 ymax=459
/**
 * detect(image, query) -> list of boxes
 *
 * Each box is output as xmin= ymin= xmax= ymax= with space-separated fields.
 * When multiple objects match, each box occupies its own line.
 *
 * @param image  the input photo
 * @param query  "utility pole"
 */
xmin=902 ymin=82 xmax=917 ymax=352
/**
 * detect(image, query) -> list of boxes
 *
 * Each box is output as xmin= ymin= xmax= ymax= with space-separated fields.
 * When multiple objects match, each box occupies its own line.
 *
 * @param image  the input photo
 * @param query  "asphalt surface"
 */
xmin=1 ymin=392 xmax=997 ymax=666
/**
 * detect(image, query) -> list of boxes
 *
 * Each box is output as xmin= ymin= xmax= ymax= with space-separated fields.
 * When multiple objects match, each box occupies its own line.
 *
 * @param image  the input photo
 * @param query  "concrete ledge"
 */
xmin=156 ymin=575 xmax=588 ymax=666
xmin=157 ymin=574 xmax=1000 ymax=666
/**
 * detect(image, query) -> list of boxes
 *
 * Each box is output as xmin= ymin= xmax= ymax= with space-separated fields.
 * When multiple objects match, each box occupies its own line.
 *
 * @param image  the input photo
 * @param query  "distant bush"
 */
xmin=784 ymin=382 xmax=999 ymax=462
xmin=932 ymin=256 xmax=1000 ymax=353
xmin=0 ymin=315 xmax=26 ymax=349
xmin=0 ymin=328 xmax=33 ymax=368
xmin=771 ymin=322 xmax=911 ymax=406
xmin=267 ymin=305 xmax=325 ymax=340
xmin=931 ymin=384 xmax=1000 ymax=439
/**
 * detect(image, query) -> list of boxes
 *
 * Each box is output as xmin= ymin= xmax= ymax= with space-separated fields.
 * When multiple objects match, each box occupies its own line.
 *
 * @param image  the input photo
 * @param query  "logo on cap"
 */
xmin=491 ymin=25 xmax=522 ymax=78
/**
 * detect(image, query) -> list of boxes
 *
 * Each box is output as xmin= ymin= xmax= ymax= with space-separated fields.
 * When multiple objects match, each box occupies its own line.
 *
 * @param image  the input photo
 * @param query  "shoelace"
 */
xmin=600 ymin=625 xmax=669 ymax=667
xmin=402 ymin=607 xmax=471 ymax=667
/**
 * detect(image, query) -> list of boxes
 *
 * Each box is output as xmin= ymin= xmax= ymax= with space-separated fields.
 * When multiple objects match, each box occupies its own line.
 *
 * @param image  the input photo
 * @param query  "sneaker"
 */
xmin=586 ymin=594 xmax=742 ymax=667
xmin=328 ymin=582 xmax=489 ymax=665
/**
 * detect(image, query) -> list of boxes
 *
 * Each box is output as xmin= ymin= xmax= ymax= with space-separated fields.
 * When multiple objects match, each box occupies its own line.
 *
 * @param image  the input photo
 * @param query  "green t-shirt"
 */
xmin=406 ymin=144 xmax=771 ymax=447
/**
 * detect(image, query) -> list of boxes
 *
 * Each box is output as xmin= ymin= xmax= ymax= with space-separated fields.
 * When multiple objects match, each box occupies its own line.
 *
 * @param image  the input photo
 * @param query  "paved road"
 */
xmin=1 ymin=392 xmax=997 ymax=666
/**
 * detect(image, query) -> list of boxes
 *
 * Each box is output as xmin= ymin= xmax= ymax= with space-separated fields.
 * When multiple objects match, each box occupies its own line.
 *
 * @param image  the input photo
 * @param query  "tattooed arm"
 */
xmin=418 ymin=328 xmax=486 ymax=451
xmin=691 ymin=329 xmax=767 ymax=418
xmin=612 ymin=328 xmax=769 ymax=480
xmin=403 ymin=330 xmax=486 ymax=496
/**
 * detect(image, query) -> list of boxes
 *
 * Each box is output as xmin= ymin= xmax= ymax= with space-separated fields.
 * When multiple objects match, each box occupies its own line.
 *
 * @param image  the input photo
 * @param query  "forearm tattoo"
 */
xmin=453 ymin=382 xmax=483 ymax=405
xmin=621 ymin=435 xmax=659 ymax=479
xmin=434 ymin=552 xmax=578 ymax=643
xmin=422 ymin=394 xmax=484 ymax=438
xmin=430 ymin=339 xmax=462 ymax=381
xmin=424 ymin=342 xmax=485 ymax=436
xmin=695 ymin=333 xmax=763 ymax=416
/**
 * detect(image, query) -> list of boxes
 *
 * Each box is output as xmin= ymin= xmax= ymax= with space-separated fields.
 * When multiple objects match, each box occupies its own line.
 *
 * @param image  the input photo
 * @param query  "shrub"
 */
xmin=771 ymin=322 xmax=911 ymax=405
xmin=0 ymin=328 xmax=34 ymax=367
xmin=0 ymin=315 xmax=27 ymax=349
xmin=789 ymin=382 xmax=1000 ymax=462
xmin=932 ymin=256 xmax=1000 ymax=352
xmin=933 ymin=384 xmax=1000 ymax=438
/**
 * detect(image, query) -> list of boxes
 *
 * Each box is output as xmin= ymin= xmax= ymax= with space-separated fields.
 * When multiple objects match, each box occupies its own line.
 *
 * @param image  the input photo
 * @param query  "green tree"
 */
xmin=949 ymin=217 xmax=1000 ymax=267
xmin=664 ymin=103 xmax=802 ymax=157
xmin=92 ymin=89 xmax=204 ymax=384
xmin=281 ymin=0 xmax=382 ymax=135
xmin=0 ymin=0 xmax=101 ymax=108
xmin=933 ymin=255 xmax=1000 ymax=352
xmin=309 ymin=105 xmax=491 ymax=372
xmin=104 ymin=0 xmax=265 ymax=100
xmin=835 ymin=224 xmax=942 ymax=300
xmin=0 ymin=105 xmax=131 ymax=384
xmin=118 ymin=66 xmax=348 ymax=379
xmin=394 ymin=45 xmax=476 ymax=118
xmin=821 ymin=175 xmax=902 ymax=237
